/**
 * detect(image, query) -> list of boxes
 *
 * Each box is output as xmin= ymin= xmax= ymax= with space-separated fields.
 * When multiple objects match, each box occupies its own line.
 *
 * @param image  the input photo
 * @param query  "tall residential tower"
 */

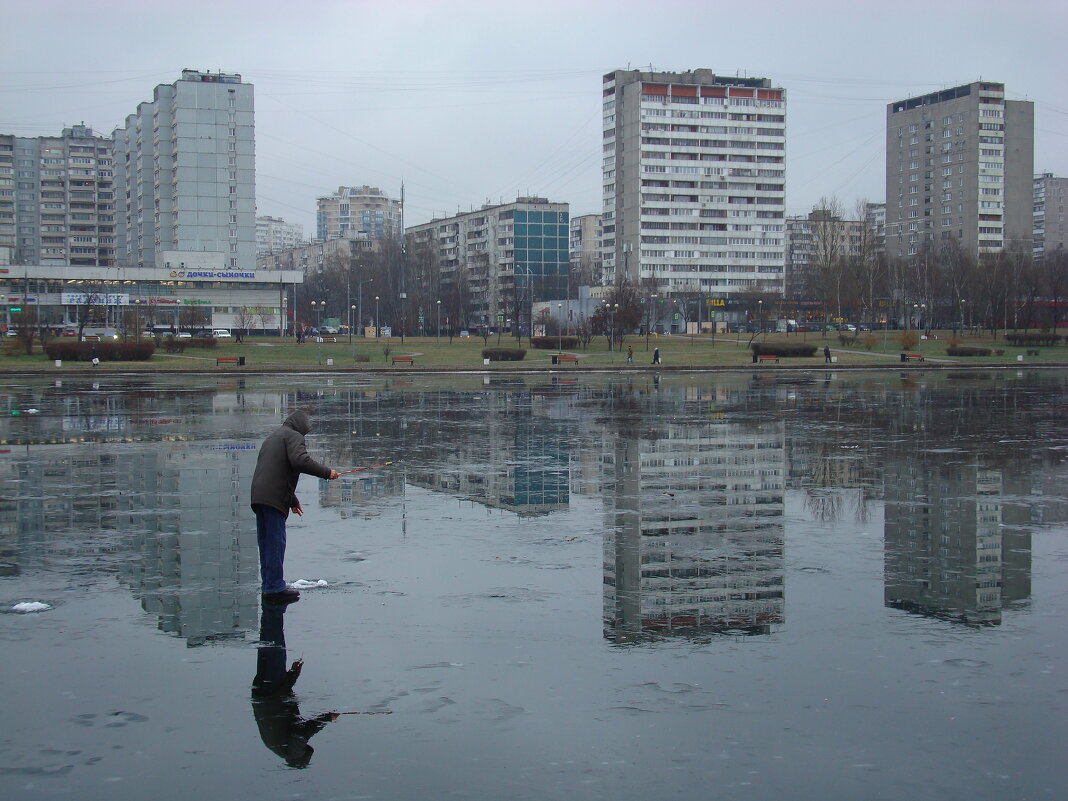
xmin=112 ymin=69 xmax=256 ymax=272
xmin=601 ymin=69 xmax=787 ymax=298
xmin=885 ymin=81 xmax=1033 ymax=260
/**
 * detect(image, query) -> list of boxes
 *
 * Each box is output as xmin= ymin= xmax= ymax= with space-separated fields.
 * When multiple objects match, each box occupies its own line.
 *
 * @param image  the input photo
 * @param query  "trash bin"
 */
xmin=900 ymin=353 xmax=907 ymax=362
xmin=238 ymin=356 xmax=246 ymax=366
xmin=551 ymin=355 xmax=559 ymax=365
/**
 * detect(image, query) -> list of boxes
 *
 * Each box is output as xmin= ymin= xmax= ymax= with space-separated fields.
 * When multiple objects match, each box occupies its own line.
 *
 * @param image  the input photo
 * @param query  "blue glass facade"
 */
xmin=512 ymin=209 xmax=569 ymax=301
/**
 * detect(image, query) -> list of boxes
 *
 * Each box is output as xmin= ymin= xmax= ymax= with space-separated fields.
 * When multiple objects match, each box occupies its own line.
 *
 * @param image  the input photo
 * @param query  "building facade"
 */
xmin=256 ymin=215 xmax=304 ymax=255
xmin=405 ymin=197 xmax=569 ymax=329
xmin=0 ymin=125 xmax=116 ymax=267
xmin=1033 ymin=172 xmax=1067 ymax=260
xmin=784 ymin=210 xmax=872 ymax=301
xmin=568 ymin=213 xmax=604 ymax=286
xmin=885 ymin=81 xmax=1034 ymax=260
xmin=112 ymin=70 xmax=256 ymax=273
xmin=601 ymin=69 xmax=787 ymax=298
xmin=316 ymin=186 xmax=402 ymax=242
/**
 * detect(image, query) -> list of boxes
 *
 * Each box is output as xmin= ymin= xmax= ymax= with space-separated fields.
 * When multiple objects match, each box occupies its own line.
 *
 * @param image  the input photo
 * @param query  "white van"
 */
xmin=212 ymin=329 xmax=232 ymax=338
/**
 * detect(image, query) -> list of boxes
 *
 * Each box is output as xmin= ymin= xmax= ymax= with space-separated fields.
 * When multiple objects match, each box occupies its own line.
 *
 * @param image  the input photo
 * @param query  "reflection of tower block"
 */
xmin=320 ymin=472 xmax=403 ymax=513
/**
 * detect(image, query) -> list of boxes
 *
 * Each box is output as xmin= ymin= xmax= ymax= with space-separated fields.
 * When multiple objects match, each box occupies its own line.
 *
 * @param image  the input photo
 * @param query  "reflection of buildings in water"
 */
xmin=404 ymin=389 xmax=572 ymax=517
xmin=603 ymin=417 xmax=786 ymax=642
xmin=319 ymin=470 xmax=404 ymax=517
xmin=884 ymin=461 xmax=1031 ymax=626
xmin=117 ymin=445 xmax=260 ymax=644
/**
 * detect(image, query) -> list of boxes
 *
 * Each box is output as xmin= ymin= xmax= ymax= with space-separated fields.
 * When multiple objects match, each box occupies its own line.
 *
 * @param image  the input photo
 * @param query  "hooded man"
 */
xmin=251 ymin=410 xmax=338 ymax=604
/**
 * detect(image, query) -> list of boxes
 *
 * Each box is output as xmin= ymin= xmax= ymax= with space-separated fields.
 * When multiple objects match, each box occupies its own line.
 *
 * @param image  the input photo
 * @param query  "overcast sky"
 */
xmin=2 ymin=0 xmax=1065 ymax=233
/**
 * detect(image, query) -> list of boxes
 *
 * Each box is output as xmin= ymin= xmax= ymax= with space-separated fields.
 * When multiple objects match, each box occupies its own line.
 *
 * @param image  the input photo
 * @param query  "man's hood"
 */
xmin=283 ymin=410 xmax=311 ymax=435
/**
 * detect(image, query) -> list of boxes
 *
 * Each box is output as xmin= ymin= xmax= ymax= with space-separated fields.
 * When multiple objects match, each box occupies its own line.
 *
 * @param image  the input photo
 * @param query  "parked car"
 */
xmin=321 ymin=326 xmax=339 ymax=335
xmin=212 ymin=329 xmax=232 ymax=338
xmin=176 ymin=332 xmax=192 ymax=339
xmin=62 ymin=328 xmax=79 ymax=337
xmin=4 ymin=328 xmax=18 ymax=337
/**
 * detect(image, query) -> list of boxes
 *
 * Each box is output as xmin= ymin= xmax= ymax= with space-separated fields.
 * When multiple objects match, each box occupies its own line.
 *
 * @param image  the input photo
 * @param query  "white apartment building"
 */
xmin=256 ymin=215 xmax=304 ymax=255
xmin=1033 ymin=173 xmax=1067 ymax=260
xmin=886 ymin=81 xmax=1033 ymax=259
xmin=316 ymin=186 xmax=402 ymax=242
xmin=601 ymin=69 xmax=787 ymax=298
xmin=112 ymin=70 xmax=256 ymax=273
xmin=1 ymin=125 xmax=116 ymax=267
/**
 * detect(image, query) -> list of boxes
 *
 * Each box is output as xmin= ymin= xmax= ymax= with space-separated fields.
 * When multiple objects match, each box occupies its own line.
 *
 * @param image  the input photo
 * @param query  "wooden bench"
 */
xmin=391 ymin=355 xmax=415 ymax=366
xmin=216 ymin=356 xmax=244 ymax=366
xmin=320 ymin=336 xmax=337 ymax=343
xmin=555 ymin=354 xmax=578 ymax=364
xmin=757 ymin=354 xmax=779 ymax=364
xmin=903 ymin=353 xmax=924 ymax=362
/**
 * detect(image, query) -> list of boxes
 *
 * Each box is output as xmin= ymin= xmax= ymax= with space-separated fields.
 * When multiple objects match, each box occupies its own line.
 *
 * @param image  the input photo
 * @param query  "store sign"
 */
xmin=168 ymin=270 xmax=256 ymax=279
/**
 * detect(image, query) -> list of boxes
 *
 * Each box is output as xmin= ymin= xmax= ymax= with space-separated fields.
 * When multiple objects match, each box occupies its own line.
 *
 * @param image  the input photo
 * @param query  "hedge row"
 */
xmin=529 ymin=336 xmax=580 ymax=350
xmin=482 ymin=348 xmax=527 ymax=362
xmin=44 ymin=341 xmax=156 ymax=362
xmin=159 ymin=337 xmax=217 ymax=352
xmin=946 ymin=346 xmax=993 ymax=357
xmin=751 ymin=342 xmax=818 ymax=357
xmin=1003 ymin=333 xmax=1062 ymax=346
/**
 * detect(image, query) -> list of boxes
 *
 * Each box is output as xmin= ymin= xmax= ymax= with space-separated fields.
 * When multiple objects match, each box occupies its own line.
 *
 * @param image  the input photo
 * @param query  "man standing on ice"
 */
xmin=251 ymin=410 xmax=338 ymax=604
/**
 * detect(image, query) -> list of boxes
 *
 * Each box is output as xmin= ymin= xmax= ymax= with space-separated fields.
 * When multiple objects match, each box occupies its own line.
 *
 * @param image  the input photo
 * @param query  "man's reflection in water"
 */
xmin=251 ymin=604 xmax=338 ymax=768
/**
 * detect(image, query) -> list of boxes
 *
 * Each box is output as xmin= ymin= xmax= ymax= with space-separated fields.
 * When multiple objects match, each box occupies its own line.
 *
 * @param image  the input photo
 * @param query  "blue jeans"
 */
xmin=254 ymin=504 xmax=288 ymax=594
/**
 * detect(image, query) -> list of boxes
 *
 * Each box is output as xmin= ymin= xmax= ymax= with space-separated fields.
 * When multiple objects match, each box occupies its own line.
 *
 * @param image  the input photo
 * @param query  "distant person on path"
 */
xmin=627 ymin=345 xmax=634 ymax=363
xmin=90 ymin=345 xmax=99 ymax=366
xmin=824 ymin=346 xmax=832 ymax=363
xmin=652 ymin=347 xmax=661 ymax=365
xmin=251 ymin=410 xmax=338 ymax=604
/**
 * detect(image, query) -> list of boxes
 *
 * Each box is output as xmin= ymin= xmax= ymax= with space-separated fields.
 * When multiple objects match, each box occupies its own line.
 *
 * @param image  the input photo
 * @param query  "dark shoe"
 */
xmin=262 ymin=589 xmax=300 ymax=605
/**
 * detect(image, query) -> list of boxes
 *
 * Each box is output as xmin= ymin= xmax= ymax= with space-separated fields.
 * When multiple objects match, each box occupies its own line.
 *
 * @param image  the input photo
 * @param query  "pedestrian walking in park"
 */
xmin=627 ymin=345 xmax=634 ymax=363
xmin=652 ymin=347 xmax=661 ymax=365
xmin=824 ymin=346 xmax=832 ymax=363
xmin=251 ymin=411 xmax=338 ymax=604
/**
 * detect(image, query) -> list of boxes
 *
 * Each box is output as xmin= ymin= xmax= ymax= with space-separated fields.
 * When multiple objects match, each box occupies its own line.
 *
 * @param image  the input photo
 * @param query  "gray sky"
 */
xmin=2 ymin=0 xmax=1065 ymax=232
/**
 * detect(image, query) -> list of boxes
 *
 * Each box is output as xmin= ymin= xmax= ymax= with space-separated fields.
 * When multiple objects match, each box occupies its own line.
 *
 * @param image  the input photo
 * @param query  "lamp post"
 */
xmin=350 ymin=305 xmax=356 ymax=363
xmin=960 ymin=299 xmax=966 ymax=333
xmin=374 ymin=295 xmax=380 ymax=339
xmin=311 ymin=300 xmax=324 ymax=364
xmin=557 ymin=302 xmax=563 ymax=352
xmin=436 ymin=299 xmax=441 ymax=345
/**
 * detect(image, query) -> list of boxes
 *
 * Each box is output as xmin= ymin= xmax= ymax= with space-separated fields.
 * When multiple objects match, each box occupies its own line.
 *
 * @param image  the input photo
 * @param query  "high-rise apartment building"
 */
xmin=1033 ymin=173 xmax=1067 ymax=260
xmin=316 ymin=186 xmax=402 ymax=242
xmin=885 ymin=81 xmax=1033 ymax=260
xmin=405 ymin=197 xmax=569 ymax=327
xmin=568 ymin=213 xmax=604 ymax=286
xmin=0 ymin=125 xmax=116 ymax=266
xmin=256 ymin=215 xmax=304 ymax=255
xmin=112 ymin=69 xmax=256 ymax=271
xmin=784 ymin=210 xmax=873 ymax=300
xmin=601 ymin=69 xmax=787 ymax=297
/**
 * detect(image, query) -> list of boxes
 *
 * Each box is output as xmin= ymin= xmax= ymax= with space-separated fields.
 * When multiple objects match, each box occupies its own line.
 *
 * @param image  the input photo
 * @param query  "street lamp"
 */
xmin=557 ymin=302 xmax=563 ymax=352
xmin=374 ymin=295 xmax=380 ymax=339
xmin=311 ymin=300 xmax=325 ymax=364
xmin=436 ymin=299 xmax=441 ymax=345
xmin=350 ymin=305 xmax=356 ymax=362
xmin=960 ymin=298 xmax=966 ymax=333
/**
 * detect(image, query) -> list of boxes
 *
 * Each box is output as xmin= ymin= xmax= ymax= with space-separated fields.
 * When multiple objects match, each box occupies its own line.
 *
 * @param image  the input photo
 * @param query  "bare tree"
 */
xmin=808 ymin=197 xmax=848 ymax=324
xmin=1037 ymin=247 xmax=1067 ymax=329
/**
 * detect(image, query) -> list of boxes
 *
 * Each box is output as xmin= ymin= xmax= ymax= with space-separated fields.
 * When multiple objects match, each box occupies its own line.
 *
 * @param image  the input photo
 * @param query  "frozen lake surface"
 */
xmin=1 ymin=370 xmax=1065 ymax=800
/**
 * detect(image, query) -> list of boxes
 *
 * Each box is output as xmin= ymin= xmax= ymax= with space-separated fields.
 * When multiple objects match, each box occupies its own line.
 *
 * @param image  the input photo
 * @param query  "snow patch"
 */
xmin=289 ymin=579 xmax=328 ymax=589
xmin=13 ymin=601 xmax=51 ymax=612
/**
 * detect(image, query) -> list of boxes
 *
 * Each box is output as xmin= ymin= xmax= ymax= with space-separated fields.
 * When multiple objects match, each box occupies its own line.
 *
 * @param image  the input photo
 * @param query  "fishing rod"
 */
xmin=337 ymin=461 xmax=394 ymax=475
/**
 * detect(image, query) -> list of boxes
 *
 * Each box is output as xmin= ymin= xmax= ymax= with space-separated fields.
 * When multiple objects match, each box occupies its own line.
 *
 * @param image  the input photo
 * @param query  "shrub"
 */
xmin=161 ymin=337 xmax=185 ymax=353
xmin=530 ymin=336 xmax=580 ymax=350
xmin=751 ymin=342 xmax=818 ymax=357
xmin=861 ymin=333 xmax=877 ymax=351
xmin=1003 ymin=333 xmax=1061 ymax=346
xmin=44 ymin=341 xmax=155 ymax=362
xmin=355 ymin=353 xmax=370 ymax=363
xmin=947 ymin=335 xmax=962 ymax=348
xmin=482 ymin=347 xmax=527 ymax=362
xmin=186 ymin=337 xmax=217 ymax=350
xmin=897 ymin=330 xmax=920 ymax=350
xmin=946 ymin=346 xmax=992 ymax=357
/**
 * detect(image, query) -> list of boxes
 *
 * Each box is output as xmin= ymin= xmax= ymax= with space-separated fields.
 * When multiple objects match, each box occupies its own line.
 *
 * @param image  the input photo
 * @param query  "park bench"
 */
xmin=554 ymin=354 xmax=578 ymax=364
xmin=319 ymin=336 xmax=337 ymax=343
xmin=391 ymin=355 xmax=415 ymax=366
xmin=757 ymin=354 xmax=779 ymax=364
xmin=216 ymin=356 xmax=245 ymax=366
xmin=902 ymin=353 xmax=924 ymax=362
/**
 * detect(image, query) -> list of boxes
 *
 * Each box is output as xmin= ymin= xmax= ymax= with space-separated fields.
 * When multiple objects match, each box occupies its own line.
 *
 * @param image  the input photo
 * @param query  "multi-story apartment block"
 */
xmin=784 ymin=210 xmax=872 ymax=300
xmin=1 ymin=125 xmax=116 ymax=266
xmin=405 ymin=197 xmax=569 ymax=328
xmin=1033 ymin=172 xmax=1067 ymax=260
xmin=112 ymin=70 xmax=256 ymax=272
xmin=886 ymin=81 xmax=1033 ymax=260
xmin=256 ymin=215 xmax=304 ymax=255
xmin=568 ymin=213 xmax=604 ymax=286
xmin=316 ymin=186 xmax=402 ymax=242
xmin=256 ymin=236 xmax=378 ymax=275
xmin=601 ymin=69 xmax=787 ymax=297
